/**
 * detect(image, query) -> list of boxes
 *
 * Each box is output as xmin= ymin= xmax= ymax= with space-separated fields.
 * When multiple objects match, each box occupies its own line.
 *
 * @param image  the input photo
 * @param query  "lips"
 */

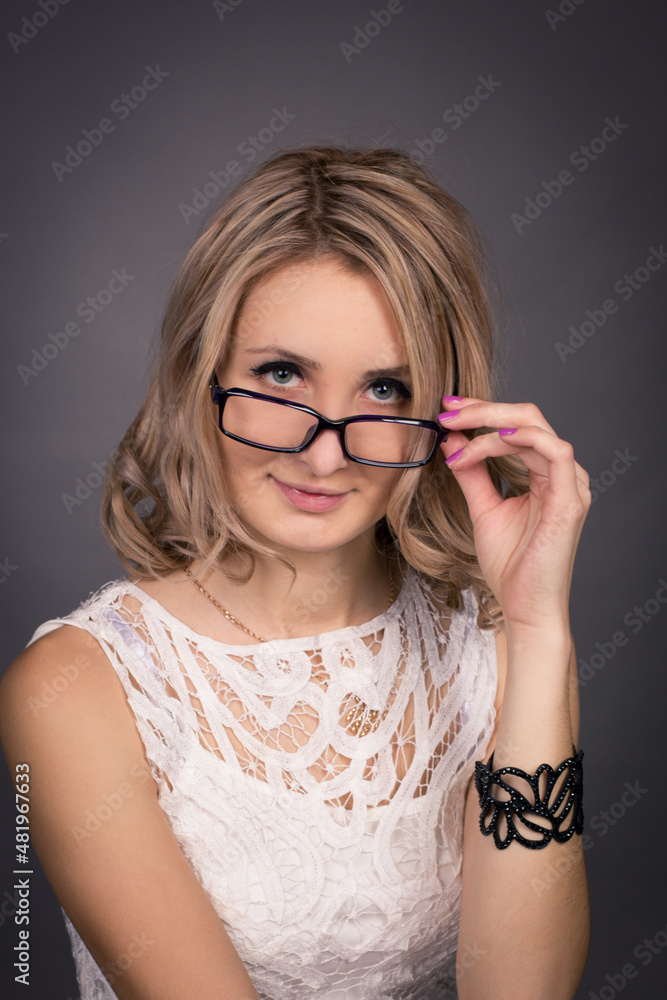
xmin=271 ymin=477 xmax=350 ymax=511
xmin=274 ymin=478 xmax=346 ymax=496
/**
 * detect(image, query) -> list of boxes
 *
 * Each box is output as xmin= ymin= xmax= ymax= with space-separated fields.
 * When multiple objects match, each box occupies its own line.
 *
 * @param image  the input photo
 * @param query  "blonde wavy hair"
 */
xmin=101 ymin=144 xmax=529 ymax=630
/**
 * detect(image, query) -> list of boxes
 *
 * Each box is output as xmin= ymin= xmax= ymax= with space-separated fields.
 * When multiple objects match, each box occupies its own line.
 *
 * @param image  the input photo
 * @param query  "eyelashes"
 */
xmin=248 ymin=359 xmax=412 ymax=403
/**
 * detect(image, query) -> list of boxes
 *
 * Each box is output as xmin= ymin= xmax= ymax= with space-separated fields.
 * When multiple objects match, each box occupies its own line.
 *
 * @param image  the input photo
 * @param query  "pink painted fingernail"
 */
xmin=443 ymin=395 xmax=463 ymax=402
xmin=446 ymin=448 xmax=464 ymax=465
xmin=498 ymin=428 xmax=517 ymax=436
xmin=438 ymin=409 xmax=459 ymax=421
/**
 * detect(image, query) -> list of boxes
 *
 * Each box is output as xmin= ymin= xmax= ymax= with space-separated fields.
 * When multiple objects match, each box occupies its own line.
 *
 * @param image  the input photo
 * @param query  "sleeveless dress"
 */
xmin=27 ymin=563 xmax=498 ymax=1000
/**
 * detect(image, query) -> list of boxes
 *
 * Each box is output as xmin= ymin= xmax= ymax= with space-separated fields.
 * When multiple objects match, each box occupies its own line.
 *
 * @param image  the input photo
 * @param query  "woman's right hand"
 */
xmin=0 ymin=625 xmax=260 ymax=1000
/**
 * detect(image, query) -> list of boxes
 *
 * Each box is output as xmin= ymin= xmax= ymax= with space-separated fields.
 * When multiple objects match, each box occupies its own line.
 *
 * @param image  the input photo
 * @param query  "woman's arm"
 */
xmin=0 ymin=624 xmax=260 ymax=1000
xmin=458 ymin=627 xmax=589 ymax=1000
xmin=437 ymin=394 xmax=592 ymax=999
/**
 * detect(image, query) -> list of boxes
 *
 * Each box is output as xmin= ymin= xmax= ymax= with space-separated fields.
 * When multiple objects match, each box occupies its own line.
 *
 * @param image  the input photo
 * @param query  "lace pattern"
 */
xmin=29 ymin=565 xmax=498 ymax=999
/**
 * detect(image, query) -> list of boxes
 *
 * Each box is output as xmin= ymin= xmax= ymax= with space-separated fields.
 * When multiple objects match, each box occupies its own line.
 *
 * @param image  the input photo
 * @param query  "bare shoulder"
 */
xmin=3 ymin=621 xmax=117 ymax=693
xmin=0 ymin=624 xmax=157 ymax=861
xmin=0 ymin=626 xmax=260 ymax=997
xmin=0 ymin=624 xmax=148 ymax=773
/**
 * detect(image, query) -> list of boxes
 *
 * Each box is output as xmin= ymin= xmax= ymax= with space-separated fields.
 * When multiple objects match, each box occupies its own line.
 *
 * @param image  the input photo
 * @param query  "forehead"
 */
xmin=232 ymin=259 xmax=408 ymax=369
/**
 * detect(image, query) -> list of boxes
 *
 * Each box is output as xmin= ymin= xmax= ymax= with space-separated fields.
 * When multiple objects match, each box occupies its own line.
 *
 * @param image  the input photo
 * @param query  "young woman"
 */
xmin=0 ymin=146 xmax=590 ymax=1000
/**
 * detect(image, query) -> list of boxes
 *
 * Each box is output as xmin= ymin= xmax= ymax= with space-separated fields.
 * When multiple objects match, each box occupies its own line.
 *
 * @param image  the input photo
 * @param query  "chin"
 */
xmin=234 ymin=505 xmax=354 ymax=552
xmin=256 ymin=521 xmax=348 ymax=550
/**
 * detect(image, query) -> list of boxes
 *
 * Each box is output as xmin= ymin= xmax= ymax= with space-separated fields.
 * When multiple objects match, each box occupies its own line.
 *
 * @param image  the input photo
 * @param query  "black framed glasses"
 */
xmin=210 ymin=371 xmax=449 ymax=469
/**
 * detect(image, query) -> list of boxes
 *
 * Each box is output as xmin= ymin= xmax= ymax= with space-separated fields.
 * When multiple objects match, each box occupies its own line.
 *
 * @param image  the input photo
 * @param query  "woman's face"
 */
xmin=214 ymin=257 xmax=413 ymax=556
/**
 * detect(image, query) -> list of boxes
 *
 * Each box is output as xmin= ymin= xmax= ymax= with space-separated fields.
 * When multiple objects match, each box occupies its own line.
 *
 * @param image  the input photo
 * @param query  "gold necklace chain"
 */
xmin=184 ymin=564 xmax=396 ymax=644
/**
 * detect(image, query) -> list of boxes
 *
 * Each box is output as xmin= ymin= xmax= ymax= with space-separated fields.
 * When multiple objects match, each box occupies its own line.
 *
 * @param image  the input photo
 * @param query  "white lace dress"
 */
xmin=28 ymin=564 xmax=498 ymax=1000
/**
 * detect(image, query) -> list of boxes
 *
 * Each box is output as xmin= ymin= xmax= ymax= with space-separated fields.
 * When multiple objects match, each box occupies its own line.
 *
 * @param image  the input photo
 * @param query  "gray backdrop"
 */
xmin=1 ymin=1 xmax=665 ymax=997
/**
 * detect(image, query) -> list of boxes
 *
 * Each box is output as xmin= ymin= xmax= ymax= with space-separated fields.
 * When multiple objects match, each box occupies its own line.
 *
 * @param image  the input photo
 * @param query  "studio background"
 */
xmin=1 ymin=1 xmax=665 ymax=997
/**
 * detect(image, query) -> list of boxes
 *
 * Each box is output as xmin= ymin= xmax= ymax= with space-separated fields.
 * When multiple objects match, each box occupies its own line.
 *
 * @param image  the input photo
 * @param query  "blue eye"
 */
xmin=368 ymin=378 xmax=412 ymax=402
xmin=248 ymin=361 xmax=302 ymax=389
xmin=248 ymin=360 xmax=412 ymax=404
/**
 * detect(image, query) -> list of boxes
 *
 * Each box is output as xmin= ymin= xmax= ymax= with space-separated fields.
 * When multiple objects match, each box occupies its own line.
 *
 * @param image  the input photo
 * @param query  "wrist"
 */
xmin=503 ymin=628 xmax=573 ymax=688
xmin=504 ymin=619 xmax=572 ymax=653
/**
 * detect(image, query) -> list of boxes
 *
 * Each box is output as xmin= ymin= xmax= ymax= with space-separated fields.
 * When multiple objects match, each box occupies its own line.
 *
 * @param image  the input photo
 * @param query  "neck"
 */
xmin=191 ymin=542 xmax=403 ymax=641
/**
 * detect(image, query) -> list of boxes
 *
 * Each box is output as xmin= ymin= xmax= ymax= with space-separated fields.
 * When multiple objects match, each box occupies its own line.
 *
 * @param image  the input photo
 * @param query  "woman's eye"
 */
xmin=248 ymin=362 xmax=412 ymax=404
xmin=367 ymin=378 xmax=412 ymax=404
xmin=248 ymin=362 xmax=302 ymax=390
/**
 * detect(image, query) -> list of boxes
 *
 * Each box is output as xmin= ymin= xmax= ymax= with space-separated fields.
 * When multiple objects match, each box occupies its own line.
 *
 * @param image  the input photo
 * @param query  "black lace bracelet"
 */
xmin=474 ymin=745 xmax=584 ymax=850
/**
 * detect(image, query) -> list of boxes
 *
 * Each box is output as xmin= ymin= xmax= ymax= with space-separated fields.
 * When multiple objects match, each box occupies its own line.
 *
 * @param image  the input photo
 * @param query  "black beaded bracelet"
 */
xmin=474 ymin=744 xmax=584 ymax=850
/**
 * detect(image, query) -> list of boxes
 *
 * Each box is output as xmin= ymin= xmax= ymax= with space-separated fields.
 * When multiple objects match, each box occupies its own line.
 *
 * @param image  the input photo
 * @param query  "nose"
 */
xmin=296 ymin=424 xmax=350 ymax=476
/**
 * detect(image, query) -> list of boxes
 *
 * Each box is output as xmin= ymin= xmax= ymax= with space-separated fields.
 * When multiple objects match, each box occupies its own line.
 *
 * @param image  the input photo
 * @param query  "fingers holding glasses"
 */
xmin=437 ymin=397 xmax=549 ymax=479
xmin=439 ymin=396 xmax=558 ymax=438
xmin=437 ymin=396 xmax=589 ymax=503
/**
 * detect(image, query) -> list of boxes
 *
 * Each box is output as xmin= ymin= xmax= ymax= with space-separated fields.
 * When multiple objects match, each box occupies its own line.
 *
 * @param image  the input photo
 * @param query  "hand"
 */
xmin=438 ymin=395 xmax=591 ymax=635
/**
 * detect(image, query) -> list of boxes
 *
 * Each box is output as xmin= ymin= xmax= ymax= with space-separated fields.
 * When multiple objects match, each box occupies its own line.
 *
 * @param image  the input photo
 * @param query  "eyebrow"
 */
xmin=242 ymin=346 xmax=411 ymax=382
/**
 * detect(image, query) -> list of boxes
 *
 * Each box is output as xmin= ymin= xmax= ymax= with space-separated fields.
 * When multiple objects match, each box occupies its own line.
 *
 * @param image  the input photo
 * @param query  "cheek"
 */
xmin=220 ymin=439 xmax=265 ymax=484
xmin=377 ymin=467 xmax=405 ymax=493
xmin=221 ymin=453 xmax=271 ymax=516
xmin=360 ymin=469 xmax=403 ymax=513
xmin=217 ymin=440 xmax=290 ymax=511
xmin=372 ymin=469 xmax=407 ymax=512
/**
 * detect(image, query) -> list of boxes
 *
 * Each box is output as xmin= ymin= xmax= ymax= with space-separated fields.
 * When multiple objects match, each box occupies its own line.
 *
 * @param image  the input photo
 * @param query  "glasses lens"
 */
xmin=345 ymin=419 xmax=436 ymax=465
xmin=222 ymin=395 xmax=436 ymax=465
xmin=223 ymin=395 xmax=319 ymax=450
